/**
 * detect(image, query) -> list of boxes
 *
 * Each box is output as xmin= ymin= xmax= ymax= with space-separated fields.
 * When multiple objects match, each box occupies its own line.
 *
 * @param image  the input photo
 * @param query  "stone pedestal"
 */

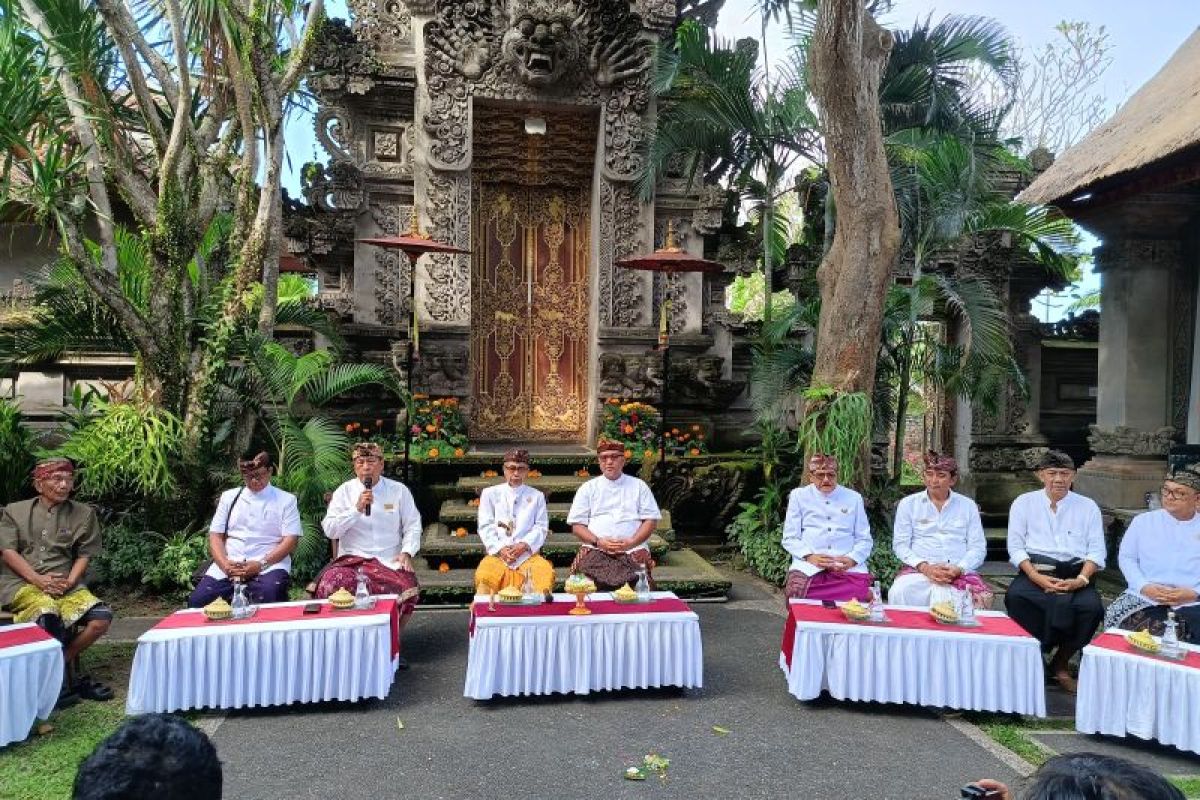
xmin=1073 ymin=453 xmax=1166 ymax=510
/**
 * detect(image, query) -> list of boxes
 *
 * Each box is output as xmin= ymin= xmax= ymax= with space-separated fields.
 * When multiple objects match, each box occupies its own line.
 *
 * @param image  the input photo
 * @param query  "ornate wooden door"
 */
xmin=470 ymin=182 xmax=589 ymax=440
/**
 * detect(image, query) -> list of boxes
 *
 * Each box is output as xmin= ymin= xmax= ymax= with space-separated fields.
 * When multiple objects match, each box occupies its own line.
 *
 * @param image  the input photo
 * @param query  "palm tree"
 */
xmin=641 ymin=19 xmax=818 ymax=324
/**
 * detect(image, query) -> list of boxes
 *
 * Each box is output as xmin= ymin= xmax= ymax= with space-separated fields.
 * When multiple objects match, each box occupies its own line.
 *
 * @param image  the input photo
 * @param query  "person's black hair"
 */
xmin=72 ymin=714 xmax=222 ymax=800
xmin=1024 ymin=752 xmax=1184 ymax=800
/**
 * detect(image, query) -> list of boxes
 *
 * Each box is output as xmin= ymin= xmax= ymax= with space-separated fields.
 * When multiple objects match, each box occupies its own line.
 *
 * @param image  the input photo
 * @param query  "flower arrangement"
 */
xmin=599 ymin=398 xmax=661 ymax=459
xmin=600 ymin=399 xmax=709 ymax=458
xmin=409 ymin=395 xmax=468 ymax=460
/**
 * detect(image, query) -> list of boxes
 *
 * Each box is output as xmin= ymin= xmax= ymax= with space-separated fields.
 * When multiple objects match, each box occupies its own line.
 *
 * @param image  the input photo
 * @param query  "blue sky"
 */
xmin=288 ymin=2 xmax=1199 ymax=321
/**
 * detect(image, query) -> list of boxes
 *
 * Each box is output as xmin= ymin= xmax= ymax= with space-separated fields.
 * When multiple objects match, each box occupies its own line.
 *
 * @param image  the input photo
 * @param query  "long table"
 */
xmin=464 ymin=591 xmax=703 ymax=700
xmin=126 ymin=597 xmax=400 ymax=714
xmin=780 ymin=600 xmax=1046 ymax=716
xmin=1 ymin=624 xmax=63 ymax=748
xmin=1076 ymin=630 xmax=1200 ymax=755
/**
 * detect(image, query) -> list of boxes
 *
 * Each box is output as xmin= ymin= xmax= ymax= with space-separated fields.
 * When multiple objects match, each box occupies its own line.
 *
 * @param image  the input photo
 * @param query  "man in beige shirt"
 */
xmin=0 ymin=458 xmax=113 ymax=702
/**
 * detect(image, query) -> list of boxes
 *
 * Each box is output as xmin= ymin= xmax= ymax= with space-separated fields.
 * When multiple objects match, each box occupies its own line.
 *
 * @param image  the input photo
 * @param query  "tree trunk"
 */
xmin=809 ymin=0 xmax=901 ymax=397
xmin=891 ymin=324 xmax=914 ymax=482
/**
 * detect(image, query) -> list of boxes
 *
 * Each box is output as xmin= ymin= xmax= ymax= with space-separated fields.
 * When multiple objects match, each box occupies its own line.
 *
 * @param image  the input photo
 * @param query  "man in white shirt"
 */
xmin=782 ymin=454 xmax=874 ymax=602
xmin=1104 ymin=467 xmax=1200 ymax=643
xmin=188 ymin=452 xmax=302 ymax=607
xmin=1006 ymin=450 xmax=1106 ymax=693
xmin=889 ymin=451 xmax=991 ymax=609
xmin=567 ymin=439 xmax=661 ymax=590
xmin=474 ymin=448 xmax=555 ymax=594
xmin=318 ymin=442 xmax=421 ymax=665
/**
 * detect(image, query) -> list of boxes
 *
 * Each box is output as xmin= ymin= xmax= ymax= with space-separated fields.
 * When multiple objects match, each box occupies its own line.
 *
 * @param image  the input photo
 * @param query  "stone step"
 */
xmin=414 ymin=547 xmax=731 ymax=604
xmin=421 ymin=523 xmax=671 ymax=563
xmin=435 ymin=499 xmax=674 ymax=536
xmin=453 ymin=474 xmax=590 ymax=499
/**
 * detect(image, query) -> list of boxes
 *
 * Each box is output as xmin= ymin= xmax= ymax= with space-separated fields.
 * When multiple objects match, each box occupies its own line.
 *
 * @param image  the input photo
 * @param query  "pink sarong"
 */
xmin=895 ymin=566 xmax=994 ymax=610
xmin=314 ymin=555 xmax=419 ymax=615
xmin=785 ymin=569 xmax=873 ymax=602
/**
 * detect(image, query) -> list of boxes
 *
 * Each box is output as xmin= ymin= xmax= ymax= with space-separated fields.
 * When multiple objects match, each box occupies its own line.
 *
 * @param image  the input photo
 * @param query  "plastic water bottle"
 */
xmin=521 ymin=567 xmax=537 ymax=603
xmin=635 ymin=568 xmax=652 ymax=603
xmin=868 ymin=581 xmax=885 ymax=622
xmin=1162 ymin=610 xmax=1181 ymax=655
xmin=353 ymin=568 xmax=371 ymax=609
xmin=231 ymin=582 xmax=250 ymax=619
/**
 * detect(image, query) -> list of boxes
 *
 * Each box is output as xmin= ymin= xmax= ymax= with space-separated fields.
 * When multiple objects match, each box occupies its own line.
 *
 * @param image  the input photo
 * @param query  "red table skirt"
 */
xmin=1091 ymin=631 xmax=1200 ymax=670
xmin=0 ymin=625 xmax=53 ymax=650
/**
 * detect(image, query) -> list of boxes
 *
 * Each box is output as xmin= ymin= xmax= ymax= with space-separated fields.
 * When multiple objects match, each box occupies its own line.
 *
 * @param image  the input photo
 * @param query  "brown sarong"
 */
xmin=570 ymin=547 xmax=655 ymax=591
xmin=314 ymin=555 xmax=419 ymax=615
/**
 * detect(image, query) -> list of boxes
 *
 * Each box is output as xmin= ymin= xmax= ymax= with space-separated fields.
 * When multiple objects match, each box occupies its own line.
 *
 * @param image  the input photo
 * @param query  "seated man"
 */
xmin=73 ymin=713 xmax=222 ymax=800
xmin=567 ymin=439 xmax=661 ymax=591
xmin=782 ymin=454 xmax=874 ymax=602
xmin=0 ymin=458 xmax=113 ymax=702
xmin=319 ymin=442 xmax=420 ymax=666
xmin=1006 ymin=450 xmax=1106 ymax=693
xmin=1104 ymin=467 xmax=1200 ymax=643
xmin=474 ymin=448 xmax=555 ymax=595
xmin=889 ymin=451 xmax=992 ymax=609
xmin=188 ymin=452 xmax=301 ymax=608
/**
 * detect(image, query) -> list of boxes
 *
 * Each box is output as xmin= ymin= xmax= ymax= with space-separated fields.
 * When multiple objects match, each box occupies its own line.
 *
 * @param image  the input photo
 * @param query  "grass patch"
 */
xmin=977 ymin=721 xmax=1054 ymax=767
xmin=0 ymin=643 xmax=134 ymax=800
xmin=1168 ymin=776 xmax=1200 ymax=799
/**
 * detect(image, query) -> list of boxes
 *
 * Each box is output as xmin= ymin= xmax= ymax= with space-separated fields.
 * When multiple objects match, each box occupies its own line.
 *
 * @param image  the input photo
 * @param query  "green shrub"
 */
xmin=865 ymin=482 xmax=904 ymax=590
xmin=144 ymin=530 xmax=209 ymax=591
xmin=727 ymin=483 xmax=790 ymax=585
xmin=92 ymin=521 xmax=165 ymax=587
xmin=52 ymin=400 xmax=183 ymax=504
xmin=0 ymin=397 xmax=36 ymax=503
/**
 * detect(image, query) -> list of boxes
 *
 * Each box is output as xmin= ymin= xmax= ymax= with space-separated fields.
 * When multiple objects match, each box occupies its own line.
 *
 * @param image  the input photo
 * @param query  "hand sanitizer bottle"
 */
xmin=354 ymin=567 xmax=371 ymax=609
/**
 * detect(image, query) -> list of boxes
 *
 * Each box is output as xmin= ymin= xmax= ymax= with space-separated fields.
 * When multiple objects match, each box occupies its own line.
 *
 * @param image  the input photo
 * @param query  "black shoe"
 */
xmin=76 ymin=678 xmax=114 ymax=701
xmin=396 ymin=655 xmax=409 ymax=670
xmin=55 ymin=688 xmax=81 ymax=710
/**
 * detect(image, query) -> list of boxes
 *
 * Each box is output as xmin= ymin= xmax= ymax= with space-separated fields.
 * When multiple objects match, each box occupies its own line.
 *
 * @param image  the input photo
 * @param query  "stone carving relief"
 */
xmin=598 ymin=178 xmax=646 ymax=327
xmin=367 ymin=200 xmax=413 ymax=327
xmin=309 ymin=19 xmax=381 ymax=98
xmin=420 ymin=0 xmax=654 ymax=175
xmin=669 ymin=356 xmax=744 ymax=408
xmin=968 ymin=445 xmax=1049 ymax=473
xmin=651 ymin=458 xmax=748 ymax=538
xmin=652 ymin=270 xmax=688 ymax=335
xmin=597 ymin=352 xmax=662 ymax=400
xmin=1087 ymin=425 xmax=1178 ymax=457
xmin=423 ymin=171 xmax=471 ymax=322
xmin=363 ymin=124 xmax=414 ymax=178
xmin=1171 ymin=267 xmax=1194 ymax=432
xmin=301 ymin=161 xmax=364 ymax=213
xmin=316 ymin=107 xmax=358 ymax=163
xmin=408 ymin=342 xmax=469 ymax=395
xmin=348 ymin=0 xmax=412 ymax=55
xmin=1093 ymin=238 xmax=1183 ymax=273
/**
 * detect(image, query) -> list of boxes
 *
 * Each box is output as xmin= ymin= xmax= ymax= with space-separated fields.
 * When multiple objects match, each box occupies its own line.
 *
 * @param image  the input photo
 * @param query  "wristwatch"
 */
xmin=1076 ymin=573 xmax=1089 ymax=585
xmin=257 ymin=559 xmax=270 ymax=571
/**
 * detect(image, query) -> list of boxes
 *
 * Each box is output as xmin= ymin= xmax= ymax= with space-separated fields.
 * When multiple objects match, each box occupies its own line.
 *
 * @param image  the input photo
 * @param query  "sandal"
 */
xmin=55 ymin=688 xmax=80 ymax=710
xmin=76 ymin=678 xmax=115 ymax=702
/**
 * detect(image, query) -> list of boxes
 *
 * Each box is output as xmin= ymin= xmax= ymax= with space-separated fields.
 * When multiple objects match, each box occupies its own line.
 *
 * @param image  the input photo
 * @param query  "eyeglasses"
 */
xmin=1160 ymin=485 xmax=1196 ymax=500
xmin=811 ymin=471 xmax=837 ymax=481
xmin=503 ymin=464 xmax=529 ymax=472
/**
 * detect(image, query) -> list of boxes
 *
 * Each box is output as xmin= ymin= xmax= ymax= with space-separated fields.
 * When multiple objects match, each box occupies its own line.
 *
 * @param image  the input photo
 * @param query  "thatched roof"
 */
xmin=1018 ymin=28 xmax=1200 ymax=206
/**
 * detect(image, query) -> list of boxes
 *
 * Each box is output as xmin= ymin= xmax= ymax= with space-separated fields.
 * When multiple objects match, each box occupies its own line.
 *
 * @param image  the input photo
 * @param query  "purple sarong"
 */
xmin=895 ymin=566 xmax=994 ymax=609
xmin=785 ymin=569 xmax=873 ymax=602
xmin=188 ymin=571 xmax=291 ymax=608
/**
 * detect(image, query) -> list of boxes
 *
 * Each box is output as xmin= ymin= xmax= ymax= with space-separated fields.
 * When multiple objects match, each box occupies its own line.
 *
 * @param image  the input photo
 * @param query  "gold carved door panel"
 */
xmin=470 ymin=183 xmax=589 ymax=441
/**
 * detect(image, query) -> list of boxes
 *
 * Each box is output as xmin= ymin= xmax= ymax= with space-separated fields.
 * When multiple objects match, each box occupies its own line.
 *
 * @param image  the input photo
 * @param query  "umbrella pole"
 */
xmin=403 ymin=252 xmax=416 ymax=484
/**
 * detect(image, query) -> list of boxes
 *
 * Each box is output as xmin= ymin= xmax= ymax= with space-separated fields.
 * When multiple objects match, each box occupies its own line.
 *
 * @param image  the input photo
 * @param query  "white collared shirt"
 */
xmin=892 ymin=489 xmax=986 ymax=572
xmin=1118 ymin=508 xmax=1200 ymax=604
xmin=781 ymin=484 xmax=873 ymax=575
xmin=322 ymin=475 xmax=422 ymax=564
xmin=566 ymin=474 xmax=661 ymax=553
xmin=1007 ymin=489 xmax=1106 ymax=569
xmin=206 ymin=484 xmax=302 ymax=578
xmin=477 ymin=482 xmax=549 ymax=568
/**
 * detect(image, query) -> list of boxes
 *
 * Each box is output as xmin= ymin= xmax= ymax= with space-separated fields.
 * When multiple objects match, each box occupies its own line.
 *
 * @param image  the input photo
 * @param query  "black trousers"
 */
xmin=1005 ymin=573 xmax=1103 ymax=653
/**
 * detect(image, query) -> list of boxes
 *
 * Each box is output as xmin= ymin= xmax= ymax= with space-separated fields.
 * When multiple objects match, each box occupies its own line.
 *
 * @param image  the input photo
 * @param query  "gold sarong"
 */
xmin=475 ymin=554 xmax=556 ymax=594
xmin=8 ymin=584 xmax=104 ymax=625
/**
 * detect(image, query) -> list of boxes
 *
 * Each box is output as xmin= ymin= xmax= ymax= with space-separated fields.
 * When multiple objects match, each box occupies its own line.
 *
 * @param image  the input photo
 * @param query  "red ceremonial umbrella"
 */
xmin=617 ymin=221 xmax=724 ymax=460
xmin=359 ymin=206 xmax=470 ymax=481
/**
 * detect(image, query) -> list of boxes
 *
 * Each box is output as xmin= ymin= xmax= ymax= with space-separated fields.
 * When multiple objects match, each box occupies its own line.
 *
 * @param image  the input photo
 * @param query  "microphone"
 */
xmin=362 ymin=475 xmax=373 ymax=516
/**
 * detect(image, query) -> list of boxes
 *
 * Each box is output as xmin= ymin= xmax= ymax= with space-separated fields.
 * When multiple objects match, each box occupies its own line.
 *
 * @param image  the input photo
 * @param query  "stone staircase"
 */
xmin=411 ymin=462 xmax=731 ymax=603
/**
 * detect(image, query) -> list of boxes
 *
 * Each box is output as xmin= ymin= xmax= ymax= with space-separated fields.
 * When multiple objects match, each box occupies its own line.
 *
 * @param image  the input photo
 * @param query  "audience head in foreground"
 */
xmin=73 ymin=713 xmax=222 ymax=800
xmin=974 ymin=752 xmax=1184 ymax=800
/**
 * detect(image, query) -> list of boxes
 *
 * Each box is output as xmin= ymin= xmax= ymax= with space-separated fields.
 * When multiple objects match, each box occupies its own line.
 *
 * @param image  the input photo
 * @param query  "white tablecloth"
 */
xmin=1 ymin=624 xmax=63 ymax=748
xmin=780 ymin=600 xmax=1046 ymax=716
xmin=464 ymin=591 xmax=703 ymax=700
xmin=1076 ymin=631 xmax=1200 ymax=755
xmin=126 ymin=598 xmax=398 ymax=714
